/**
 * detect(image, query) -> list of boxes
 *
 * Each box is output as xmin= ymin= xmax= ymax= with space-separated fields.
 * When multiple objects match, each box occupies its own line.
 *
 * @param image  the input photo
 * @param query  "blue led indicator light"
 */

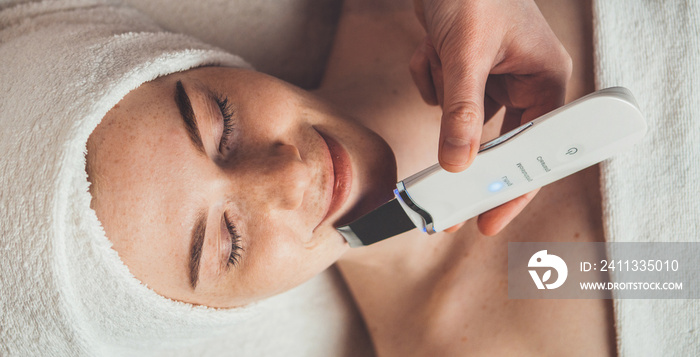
xmin=488 ymin=181 xmax=504 ymax=192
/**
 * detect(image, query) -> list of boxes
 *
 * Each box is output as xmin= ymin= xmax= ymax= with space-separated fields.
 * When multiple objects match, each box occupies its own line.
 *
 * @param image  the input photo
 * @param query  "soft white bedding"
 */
xmin=593 ymin=0 xmax=700 ymax=355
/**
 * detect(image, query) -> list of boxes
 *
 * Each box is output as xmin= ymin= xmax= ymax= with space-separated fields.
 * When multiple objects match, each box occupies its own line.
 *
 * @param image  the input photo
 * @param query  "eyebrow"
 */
xmin=189 ymin=210 xmax=207 ymax=290
xmin=175 ymin=80 xmax=205 ymax=154
xmin=175 ymin=80 xmax=208 ymax=290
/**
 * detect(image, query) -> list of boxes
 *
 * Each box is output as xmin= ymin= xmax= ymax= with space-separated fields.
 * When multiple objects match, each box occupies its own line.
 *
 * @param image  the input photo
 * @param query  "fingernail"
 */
xmin=441 ymin=137 xmax=471 ymax=166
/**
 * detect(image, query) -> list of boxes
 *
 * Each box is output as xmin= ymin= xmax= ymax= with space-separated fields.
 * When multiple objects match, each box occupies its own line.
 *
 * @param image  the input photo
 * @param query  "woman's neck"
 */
xmin=313 ymin=1 xmax=614 ymax=356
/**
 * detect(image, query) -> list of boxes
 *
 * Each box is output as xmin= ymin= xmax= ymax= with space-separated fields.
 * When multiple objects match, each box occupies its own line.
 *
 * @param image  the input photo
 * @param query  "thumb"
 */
xmin=437 ymin=50 xmax=492 ymax=173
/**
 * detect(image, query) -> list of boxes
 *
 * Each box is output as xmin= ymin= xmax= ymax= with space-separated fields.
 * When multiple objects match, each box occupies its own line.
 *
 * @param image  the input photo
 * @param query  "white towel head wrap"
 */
xmin=0 ymin=0 xmax=258 ymax=355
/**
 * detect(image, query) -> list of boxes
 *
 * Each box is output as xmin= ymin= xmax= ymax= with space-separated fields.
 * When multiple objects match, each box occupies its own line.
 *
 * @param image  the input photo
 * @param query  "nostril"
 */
xmin=274 ymin=161 xmax=308 ymax=210
xmin=275 ymin=143 xmax=302 ymax=162
xmin=268 ymin=145 xmax=309 ymax=211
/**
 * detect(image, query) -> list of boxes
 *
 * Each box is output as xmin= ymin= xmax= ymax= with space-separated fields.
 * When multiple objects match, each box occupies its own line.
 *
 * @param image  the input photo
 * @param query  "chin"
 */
xmin=337 ymin=127 xmax=397 ymax=227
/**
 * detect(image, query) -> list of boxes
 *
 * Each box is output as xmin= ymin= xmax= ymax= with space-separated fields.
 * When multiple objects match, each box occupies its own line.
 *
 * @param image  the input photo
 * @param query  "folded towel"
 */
xmin=119 ymin=0 xmax=342 ymax=89
xmin=0 ymin=1 xmax=372 ymax=356
xmin=592 ymin=0 xmax=700 ymax=355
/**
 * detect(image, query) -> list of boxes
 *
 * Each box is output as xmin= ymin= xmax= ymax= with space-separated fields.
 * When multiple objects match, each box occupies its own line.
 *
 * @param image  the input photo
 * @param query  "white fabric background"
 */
xmin=593 ymin=0 xmax=700 ymax=355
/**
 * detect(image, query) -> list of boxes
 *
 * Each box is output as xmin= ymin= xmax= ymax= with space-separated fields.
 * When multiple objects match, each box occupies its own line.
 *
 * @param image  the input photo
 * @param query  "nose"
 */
xmin=251 ymin=143 xmax=310 ymax=211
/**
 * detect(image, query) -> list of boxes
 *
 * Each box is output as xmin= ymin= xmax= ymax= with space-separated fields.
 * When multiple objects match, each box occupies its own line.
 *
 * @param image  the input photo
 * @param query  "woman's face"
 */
xmin=86 ymin=67 xmax=396 ymax=307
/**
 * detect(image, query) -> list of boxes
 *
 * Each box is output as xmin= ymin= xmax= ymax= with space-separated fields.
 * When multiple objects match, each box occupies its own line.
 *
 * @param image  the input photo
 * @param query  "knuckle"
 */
xmin=562 ymin=54 xmax=573 ymax=76
xmin=445 ymin=101 xmax=481 ymax=124
xmin=556 ymin=46 xmax=574 ymax=77
xmin=409 ymin=55 xmax=423 ymax=73
xmin=409 ymin=50 xmax=428 ymax=73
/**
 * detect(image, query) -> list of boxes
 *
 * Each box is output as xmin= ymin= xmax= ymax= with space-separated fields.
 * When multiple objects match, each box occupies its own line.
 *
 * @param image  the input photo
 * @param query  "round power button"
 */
xmin=557 ymin=145 xmax=583 ymax=162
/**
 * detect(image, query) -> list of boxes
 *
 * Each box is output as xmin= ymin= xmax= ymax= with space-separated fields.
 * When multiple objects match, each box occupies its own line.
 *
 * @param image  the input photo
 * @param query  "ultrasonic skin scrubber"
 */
xmin=337 ymin=87 xmax=647 ymax=247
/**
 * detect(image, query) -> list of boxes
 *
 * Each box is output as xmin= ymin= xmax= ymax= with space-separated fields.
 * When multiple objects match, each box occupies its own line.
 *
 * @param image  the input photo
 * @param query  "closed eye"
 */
xmin=213 ymin=94 xmax=242 ymax=267
xmin=224 ymin=212 xmax=243 ymax=268
xmin=215 ymin=94 xmax=235 ymax=153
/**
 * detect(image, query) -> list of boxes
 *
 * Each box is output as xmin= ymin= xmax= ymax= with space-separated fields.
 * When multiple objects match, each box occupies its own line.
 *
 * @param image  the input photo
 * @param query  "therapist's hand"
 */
xmin=411 ymin=0 xmax=571 ymax=235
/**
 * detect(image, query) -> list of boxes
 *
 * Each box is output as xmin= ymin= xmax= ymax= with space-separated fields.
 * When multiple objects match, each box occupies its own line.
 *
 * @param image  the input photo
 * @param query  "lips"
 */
xmin=316 ymin=129 xmax=353 ymax=227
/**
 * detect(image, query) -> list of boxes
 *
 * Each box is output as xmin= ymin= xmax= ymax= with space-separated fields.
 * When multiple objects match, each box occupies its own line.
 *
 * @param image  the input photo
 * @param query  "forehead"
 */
xmin=86 ymin=75 xmax=204 ymax=291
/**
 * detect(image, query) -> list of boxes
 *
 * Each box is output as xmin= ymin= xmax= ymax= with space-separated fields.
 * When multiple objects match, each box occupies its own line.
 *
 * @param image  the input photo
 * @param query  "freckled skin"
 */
xmin=86 ymin=67 xmax=396 ymax=307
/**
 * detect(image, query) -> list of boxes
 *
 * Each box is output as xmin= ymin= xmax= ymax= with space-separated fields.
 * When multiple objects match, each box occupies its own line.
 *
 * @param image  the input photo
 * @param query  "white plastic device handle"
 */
xmin=394 ymin=87 xmax=647 ymax=233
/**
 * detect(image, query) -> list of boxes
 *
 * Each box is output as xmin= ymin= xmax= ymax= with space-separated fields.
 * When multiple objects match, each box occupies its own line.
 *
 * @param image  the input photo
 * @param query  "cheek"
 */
xmin=234 ymin=219 xmax=340 ymax=300
xmin=241 ymin=224 xmax=307 ymax=285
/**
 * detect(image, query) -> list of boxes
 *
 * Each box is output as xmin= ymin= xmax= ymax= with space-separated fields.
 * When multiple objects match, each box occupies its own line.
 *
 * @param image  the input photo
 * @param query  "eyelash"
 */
xmin=215 ymin=94 xmax=235 ymax=153
xmin=224 ymin=212 xmax=243 ymax=267
xmin=214 ymin=94 xmax=242 ymax=268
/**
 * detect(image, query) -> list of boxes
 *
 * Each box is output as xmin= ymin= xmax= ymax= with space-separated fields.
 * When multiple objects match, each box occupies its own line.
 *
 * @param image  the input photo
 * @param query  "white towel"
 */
xmin=592 ymin=0 xmax=700 ymax=355
xmin=119 ymin=0 xmax=341 ymax=90
xmin=0 ymin=0 xmax=372 ymax=356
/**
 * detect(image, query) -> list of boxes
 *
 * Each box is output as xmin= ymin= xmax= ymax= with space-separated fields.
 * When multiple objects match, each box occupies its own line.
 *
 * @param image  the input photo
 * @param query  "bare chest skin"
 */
xmin=316 ymin=0 xmax=615 ymax=355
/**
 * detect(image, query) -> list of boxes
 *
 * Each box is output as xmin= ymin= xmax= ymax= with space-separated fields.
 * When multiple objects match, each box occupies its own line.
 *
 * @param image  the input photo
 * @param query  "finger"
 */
xmin=476 ymin=188 xmax=540 ymax=236
xmin=437 ymin=35 xmax=497 ymax=173
xmin=493 ymin=51 xmax=572 ymax=125
xmin=500 ymin=106 xmax=524 ymax=135
xmin=483 ymin=93 xmax=503 ymax=125
xmin=409 ymin=39 xmax=439 ymax=106
xmin=517 ymin=67 xmax=570 ymax=124
xmin=519 ymin=86 xmax=566 ymax=124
